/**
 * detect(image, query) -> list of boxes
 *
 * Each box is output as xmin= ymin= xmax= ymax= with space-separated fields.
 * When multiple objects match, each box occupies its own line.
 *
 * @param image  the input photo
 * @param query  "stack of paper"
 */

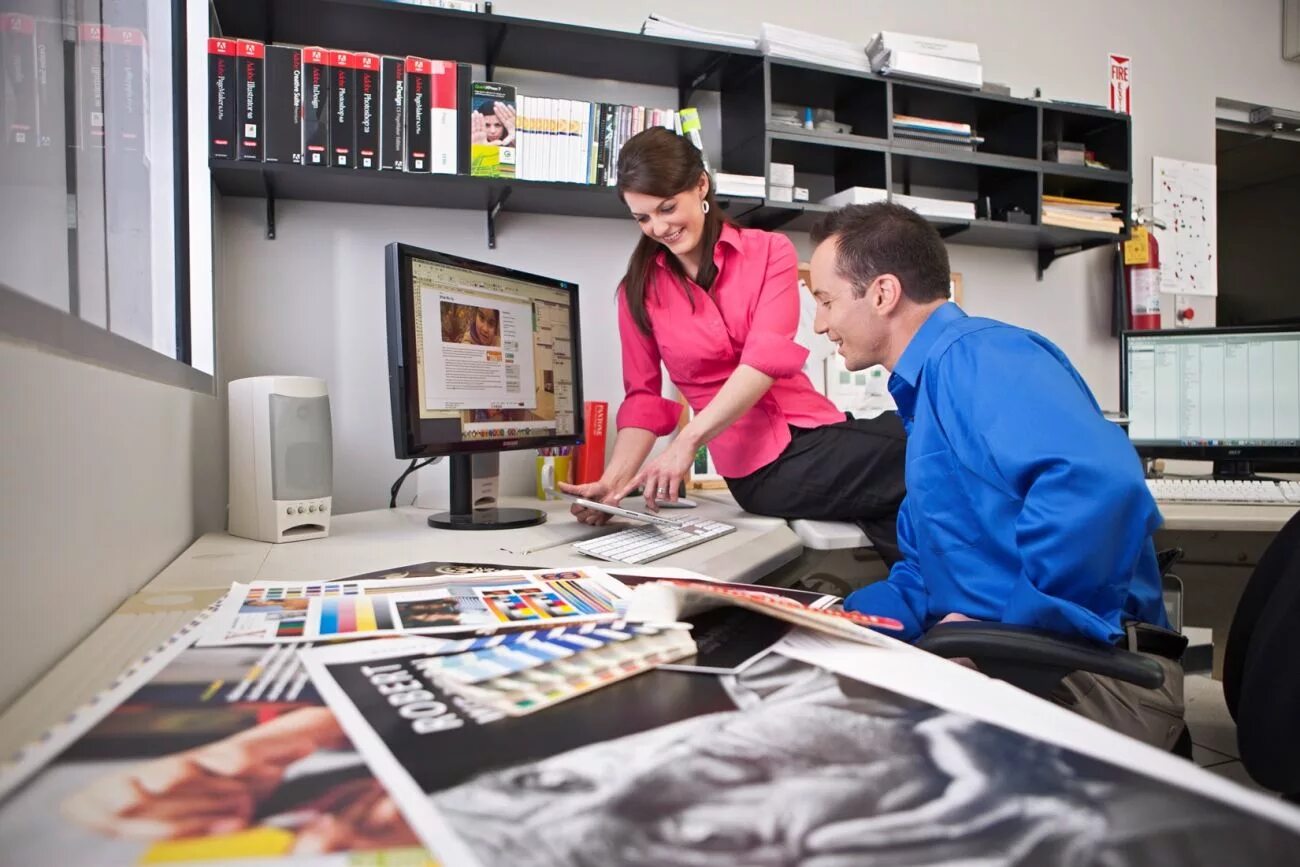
xmin=714 ymin=172 xmax=767 ymax=198
xmin=893 ymin=114 xmax=985 ymax=152
xmin=1041 ymin=194 xmax=1124 ymax=233
xmin=641 ymin=14 xmax=759 ymax=49
xmin=760 ymin=22 xmax=871 ymax=72
xmin=894 ymin=192 xmax=976 ymax=221
xmin=867 ymin=30 xmax=983 ymax=89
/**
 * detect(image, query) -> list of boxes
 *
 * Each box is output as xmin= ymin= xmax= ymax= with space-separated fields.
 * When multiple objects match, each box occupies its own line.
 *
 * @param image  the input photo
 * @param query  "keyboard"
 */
xmin=574 ymin=519 xmax=736 ymax=564
xmin=1146 ymin=477 xmax=1300 ymax=505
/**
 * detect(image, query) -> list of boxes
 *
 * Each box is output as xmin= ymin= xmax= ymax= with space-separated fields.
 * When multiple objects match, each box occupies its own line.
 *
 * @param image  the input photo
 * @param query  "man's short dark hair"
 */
xmin=810 ymin=203 xmax=951 ymax=303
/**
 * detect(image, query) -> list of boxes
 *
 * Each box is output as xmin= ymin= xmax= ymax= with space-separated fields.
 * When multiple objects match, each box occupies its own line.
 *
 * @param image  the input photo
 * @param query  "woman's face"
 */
xmin=483 ymin=114 xmax=506 ymax=142
xmin=624 ymin=172 xmax=710 ymax=263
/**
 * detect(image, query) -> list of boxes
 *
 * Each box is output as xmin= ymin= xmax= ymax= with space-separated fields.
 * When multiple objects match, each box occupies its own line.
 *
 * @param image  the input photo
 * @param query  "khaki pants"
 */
xmin=1050 ymin=652 xmax=1186 ymax=750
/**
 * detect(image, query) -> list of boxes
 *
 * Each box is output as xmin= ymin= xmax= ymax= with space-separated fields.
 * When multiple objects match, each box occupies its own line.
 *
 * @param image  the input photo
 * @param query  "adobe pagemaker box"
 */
xmin=207 ymin=37 xmax=236 ymax=159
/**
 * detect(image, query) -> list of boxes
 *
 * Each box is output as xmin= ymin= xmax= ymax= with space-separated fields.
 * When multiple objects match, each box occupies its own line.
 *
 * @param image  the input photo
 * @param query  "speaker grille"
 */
xmin=269 ymin=394 xmax=333 ymax=500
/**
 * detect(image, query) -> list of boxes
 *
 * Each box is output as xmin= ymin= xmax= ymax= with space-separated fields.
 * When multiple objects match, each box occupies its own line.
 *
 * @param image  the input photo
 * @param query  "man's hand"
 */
xmin=936 ymin=613 xmax=980 ymax=670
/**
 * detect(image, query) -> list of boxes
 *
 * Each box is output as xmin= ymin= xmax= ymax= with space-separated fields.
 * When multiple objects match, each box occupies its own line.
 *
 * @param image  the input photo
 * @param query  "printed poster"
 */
xmin=1153 ymin=156 xmax=1218 ymax=297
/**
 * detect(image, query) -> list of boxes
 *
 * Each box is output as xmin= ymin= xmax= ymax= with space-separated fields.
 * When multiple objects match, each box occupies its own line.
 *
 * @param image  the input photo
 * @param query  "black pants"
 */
xmin=724 ymin=414 xmax=907 ymax=564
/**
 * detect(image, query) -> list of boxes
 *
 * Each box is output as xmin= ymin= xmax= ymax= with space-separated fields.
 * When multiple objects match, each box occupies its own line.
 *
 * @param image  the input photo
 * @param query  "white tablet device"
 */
xmin=562 ymin=494 xmax=686 ymax=529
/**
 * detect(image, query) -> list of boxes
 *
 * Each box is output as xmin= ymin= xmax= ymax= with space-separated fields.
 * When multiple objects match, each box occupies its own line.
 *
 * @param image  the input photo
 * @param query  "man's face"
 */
xmin=810 ymin=237 xmax=886 ymax=371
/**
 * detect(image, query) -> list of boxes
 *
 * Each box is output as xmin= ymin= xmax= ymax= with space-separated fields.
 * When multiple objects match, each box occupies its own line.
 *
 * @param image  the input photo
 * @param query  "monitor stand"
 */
xmin=427 ymin=454 xmax=546 ymax=531
xmin=1213 ymin=460 xmax=1260 ymax=480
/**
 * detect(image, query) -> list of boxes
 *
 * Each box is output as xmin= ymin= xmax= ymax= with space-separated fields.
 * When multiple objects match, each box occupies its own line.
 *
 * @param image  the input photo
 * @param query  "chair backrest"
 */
xmin=1222 ymin=510 xmax=1300 ymax=795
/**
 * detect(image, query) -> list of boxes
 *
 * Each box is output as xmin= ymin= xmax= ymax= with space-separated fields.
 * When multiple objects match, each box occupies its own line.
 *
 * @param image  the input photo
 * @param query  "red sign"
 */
xmin=1109 ymin=53 xmax=1131 ymax=114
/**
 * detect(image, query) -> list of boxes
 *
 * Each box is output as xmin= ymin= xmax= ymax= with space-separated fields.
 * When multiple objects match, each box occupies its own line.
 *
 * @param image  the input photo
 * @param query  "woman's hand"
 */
xmin=496 ymin=103 xmax=517 ymax=146
xmin=558 ymin=480 xmax=622 ymax=526
xmin=470 ymin=111 xmax=487 ymax=145
xmin=619 ymin=438 xmax=697 ymax=512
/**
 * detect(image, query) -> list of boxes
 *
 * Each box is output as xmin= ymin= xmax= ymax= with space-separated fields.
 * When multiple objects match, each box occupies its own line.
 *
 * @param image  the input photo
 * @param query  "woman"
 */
xmin=559 ymin=127 xmax=906 ymax=559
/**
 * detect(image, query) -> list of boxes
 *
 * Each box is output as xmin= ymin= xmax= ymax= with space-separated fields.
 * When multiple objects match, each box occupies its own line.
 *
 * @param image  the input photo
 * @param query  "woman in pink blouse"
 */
xmin=558 ymin=128 xmax=906 ymax=559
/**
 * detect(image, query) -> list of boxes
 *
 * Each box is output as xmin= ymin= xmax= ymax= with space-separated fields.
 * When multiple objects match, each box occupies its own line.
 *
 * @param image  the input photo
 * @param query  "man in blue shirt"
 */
xmin=808 ymin=202 xmax=1185 ymax=750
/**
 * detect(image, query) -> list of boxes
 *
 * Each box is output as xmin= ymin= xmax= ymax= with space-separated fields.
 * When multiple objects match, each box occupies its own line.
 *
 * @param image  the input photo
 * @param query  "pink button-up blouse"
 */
xmin=615 ymin=223 xmax=846 ymax=478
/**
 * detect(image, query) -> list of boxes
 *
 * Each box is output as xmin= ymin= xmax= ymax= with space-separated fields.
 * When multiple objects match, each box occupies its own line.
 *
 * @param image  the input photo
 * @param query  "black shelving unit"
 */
xmin=207 ymin=1 xmax=1133 ymax=274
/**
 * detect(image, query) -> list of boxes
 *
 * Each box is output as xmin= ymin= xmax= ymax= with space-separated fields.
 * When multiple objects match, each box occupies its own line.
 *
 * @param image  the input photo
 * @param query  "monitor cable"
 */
xmin=389 ymin=457 xmax=442 ymax=508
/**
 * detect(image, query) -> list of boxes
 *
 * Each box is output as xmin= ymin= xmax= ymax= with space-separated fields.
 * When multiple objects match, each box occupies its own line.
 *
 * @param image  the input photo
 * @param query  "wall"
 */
xmin=215 ymin=0 xmax=1300 ymax=513
xmin=0 ymin=340 xmax=225 ymax=712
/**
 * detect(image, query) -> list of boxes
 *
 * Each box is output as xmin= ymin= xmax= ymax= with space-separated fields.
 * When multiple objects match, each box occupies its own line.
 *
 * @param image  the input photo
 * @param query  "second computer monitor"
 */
xmin=1121 ymin=326 xmax=1300 ymax=471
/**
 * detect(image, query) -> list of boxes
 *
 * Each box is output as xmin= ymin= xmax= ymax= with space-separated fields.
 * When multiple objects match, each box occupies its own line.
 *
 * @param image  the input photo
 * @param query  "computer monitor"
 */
xmin=385 ymin=242 xmax=584 ymax=529
xmin=1120 ymin=326 xmax=1300 ymax=477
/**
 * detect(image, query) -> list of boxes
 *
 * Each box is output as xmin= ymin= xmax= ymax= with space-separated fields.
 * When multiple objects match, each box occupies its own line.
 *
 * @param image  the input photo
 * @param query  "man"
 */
xmin=808 ymin=202 xmax=1185 ymax=750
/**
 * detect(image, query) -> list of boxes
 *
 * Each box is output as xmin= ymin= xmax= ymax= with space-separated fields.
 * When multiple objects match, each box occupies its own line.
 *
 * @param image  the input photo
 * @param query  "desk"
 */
xmin=1156 ymin=500 xmax=1298 ymax=533
xmin=0 ymin=497 xmax=799 ymax=761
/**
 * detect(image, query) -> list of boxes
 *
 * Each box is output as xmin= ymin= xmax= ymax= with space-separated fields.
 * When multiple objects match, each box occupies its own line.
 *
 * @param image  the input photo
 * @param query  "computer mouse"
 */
xmin=656 ymin=497 xmax=698 ymax=509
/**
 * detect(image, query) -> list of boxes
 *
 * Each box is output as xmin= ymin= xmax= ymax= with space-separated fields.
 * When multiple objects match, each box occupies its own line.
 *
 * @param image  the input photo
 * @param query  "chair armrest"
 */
xmin=918 ymin=621 xmax=1165 ymax=691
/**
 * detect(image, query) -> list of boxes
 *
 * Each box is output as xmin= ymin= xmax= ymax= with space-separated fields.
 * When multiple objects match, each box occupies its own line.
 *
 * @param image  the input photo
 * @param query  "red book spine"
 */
xmin=573 ymin=401 xmax=608 ymax=484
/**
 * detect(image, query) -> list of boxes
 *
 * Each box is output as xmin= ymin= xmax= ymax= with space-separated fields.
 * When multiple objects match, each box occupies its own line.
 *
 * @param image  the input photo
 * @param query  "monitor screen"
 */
xmin=386 ymin=243 xmax=583 ymax=459
xmin=1121 ymin=327 xmax=1300 ymax=458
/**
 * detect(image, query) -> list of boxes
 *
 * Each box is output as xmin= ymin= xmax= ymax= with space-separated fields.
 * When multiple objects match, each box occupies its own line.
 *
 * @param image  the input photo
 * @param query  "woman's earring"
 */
xmin=701 ymin=200 xmax=711 ymax=215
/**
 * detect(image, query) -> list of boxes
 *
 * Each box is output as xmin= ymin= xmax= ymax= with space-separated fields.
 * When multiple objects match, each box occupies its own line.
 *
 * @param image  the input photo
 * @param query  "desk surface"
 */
xmin=0 ymin=496 xmax=800 ymax=760
xmin=1157 ymin=501 xmax=1298 ymax=533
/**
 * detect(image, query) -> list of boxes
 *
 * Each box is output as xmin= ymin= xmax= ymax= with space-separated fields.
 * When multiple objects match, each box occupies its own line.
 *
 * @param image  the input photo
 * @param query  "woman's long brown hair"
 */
xmin=616 ymin=126 xmax=732 ymax=335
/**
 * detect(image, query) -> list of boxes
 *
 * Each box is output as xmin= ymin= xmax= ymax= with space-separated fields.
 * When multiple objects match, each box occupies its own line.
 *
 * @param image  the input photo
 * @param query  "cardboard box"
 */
xmin=235 ymin=39 xmax=263 ymax=161
xmin=329 ymin=49 xmax=355 ymax=167
xmin=768 ymin=184 xmax=793 ymax=203
xmin=301 ymin=46 xmax=329 ymax=166
xmin=263 ymin=44 xmax=300 ymax=164
xmin=207 ymin=36 xmax=236 ymax=158
xmin=379 ymin=55 xmax=404 ymax=170
xmin=354 ymin=52 xmax=380 ymax=170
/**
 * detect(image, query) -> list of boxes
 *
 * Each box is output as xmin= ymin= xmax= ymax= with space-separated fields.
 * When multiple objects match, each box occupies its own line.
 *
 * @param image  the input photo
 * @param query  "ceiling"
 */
xmin=1216 ymin=129 xmax=1300 ymax=193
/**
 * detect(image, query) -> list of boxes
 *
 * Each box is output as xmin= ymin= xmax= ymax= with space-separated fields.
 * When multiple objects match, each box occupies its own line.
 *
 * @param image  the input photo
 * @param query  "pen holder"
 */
xmin=536 ymin=454 xmax=571 ymax=500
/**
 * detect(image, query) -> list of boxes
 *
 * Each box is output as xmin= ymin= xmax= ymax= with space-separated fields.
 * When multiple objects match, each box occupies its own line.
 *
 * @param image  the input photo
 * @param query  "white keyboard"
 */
xmin=1146 ymin=477 xmax=1300 ymax=505
xmin=574 ymin=519 xmax=736 ymax=564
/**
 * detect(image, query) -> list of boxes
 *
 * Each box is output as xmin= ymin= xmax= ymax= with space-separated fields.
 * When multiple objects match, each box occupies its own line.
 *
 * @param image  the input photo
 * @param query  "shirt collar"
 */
xmin=654 ymin=222 xmax=743 ymax=272
xmin=888 ymin=302 xmax=966 ymax=424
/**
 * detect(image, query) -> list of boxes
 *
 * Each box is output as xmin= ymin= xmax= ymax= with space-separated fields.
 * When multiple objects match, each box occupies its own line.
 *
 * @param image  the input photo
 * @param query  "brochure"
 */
xmin=200 ymin=568 xmax=631 ymax=646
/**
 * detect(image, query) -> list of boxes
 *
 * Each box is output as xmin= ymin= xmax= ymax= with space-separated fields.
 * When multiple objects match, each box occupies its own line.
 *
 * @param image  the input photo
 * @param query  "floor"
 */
xmin=1185 ymin=673 xmax=1267 ymax=792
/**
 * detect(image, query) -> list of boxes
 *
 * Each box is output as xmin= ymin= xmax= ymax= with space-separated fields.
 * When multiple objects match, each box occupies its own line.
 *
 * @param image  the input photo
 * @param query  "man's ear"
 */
xmin=874 ymin=273 xmax=905 ymax=316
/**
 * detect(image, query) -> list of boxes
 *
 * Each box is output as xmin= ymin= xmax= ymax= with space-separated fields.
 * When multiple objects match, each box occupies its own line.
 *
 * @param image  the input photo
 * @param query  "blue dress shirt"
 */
xmin=845 ymin=303 xmax=1169 ymax=645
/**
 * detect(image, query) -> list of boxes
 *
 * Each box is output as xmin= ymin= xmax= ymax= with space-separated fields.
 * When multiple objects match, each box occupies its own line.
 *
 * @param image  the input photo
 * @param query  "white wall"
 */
xmin=216 ymin=0 xmax=1300 ymax=513
xmin=0 ymin=341 xmax=225 ymax=711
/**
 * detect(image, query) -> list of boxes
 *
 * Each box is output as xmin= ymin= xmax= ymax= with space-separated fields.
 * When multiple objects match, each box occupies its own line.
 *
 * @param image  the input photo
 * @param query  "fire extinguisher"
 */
xmin=1123 ymin=213 xmax=1165 ymax=330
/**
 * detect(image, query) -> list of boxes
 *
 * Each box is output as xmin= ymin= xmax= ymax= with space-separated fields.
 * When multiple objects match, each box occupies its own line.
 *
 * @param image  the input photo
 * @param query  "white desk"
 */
xmin=1157 ymin=501 xmax=1298 ymax=533
xmin=0 ymin=496 xmax=800 ymax=760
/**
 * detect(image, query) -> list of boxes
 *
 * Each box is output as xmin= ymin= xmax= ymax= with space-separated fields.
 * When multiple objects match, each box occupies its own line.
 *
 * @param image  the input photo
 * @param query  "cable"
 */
xmin=389 ymin=457 xmax=440 ymax=508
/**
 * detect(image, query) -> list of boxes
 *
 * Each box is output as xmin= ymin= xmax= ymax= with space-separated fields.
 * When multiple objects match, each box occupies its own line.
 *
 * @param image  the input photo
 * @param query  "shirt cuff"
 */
xmin=616 ymin=394 xmax=683 ymax=436
xmin=844 ymin=583 xmax=924 ymax=643
xmin=740 ymin=332 xmax=810 ymax=379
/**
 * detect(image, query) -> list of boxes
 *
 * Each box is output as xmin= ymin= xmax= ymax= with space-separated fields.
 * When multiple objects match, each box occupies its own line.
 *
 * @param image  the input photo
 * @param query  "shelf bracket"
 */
xmin=263 ymin=173 xmax=276 ymax=241
xmin=486 ymin=186 xmax=512 ymax=249
xmin=678 ymin=54 xmax=728 ymax=109
xmin=484 ymin=21 xmax=509 ymax=82
xmin=1037 ymin=244 xmax=1083 ymax=280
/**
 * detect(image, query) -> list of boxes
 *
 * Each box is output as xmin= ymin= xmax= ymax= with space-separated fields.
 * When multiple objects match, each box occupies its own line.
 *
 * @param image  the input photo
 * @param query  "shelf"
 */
xmin=1040 ymin=163 xmax=1131 ymax=183
xmin=767 ymin=126 xmax=891 ymax=153
xmin=211 ymin=0 xmax=759 ymax=92
xmin=889 ymin=143 xmax=1040 ymax=173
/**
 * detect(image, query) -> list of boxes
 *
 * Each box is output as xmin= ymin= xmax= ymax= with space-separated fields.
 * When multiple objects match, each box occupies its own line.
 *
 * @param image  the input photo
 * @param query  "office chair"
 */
xmin=917 ymin=548 xmax=1190 ymax=754
xmin=1221 ymin=510 xmax=1300 ymax=802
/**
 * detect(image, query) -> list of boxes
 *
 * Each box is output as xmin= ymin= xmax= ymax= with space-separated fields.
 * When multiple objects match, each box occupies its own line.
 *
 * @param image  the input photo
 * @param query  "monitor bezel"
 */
xmin=1119 ymin=325 xmax=1300 ymax=462
xmin=386 ymin=242 xmax=585 ymax=460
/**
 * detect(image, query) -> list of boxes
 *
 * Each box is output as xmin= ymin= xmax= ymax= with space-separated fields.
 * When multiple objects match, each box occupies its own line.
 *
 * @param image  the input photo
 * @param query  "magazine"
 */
xmin=0 ymin=626 xmax=435 ymax=866
xmin=300 ymin=633 xmax=1300 ymax=867
xmin=200 ymin=568 xmax=631 ymax=646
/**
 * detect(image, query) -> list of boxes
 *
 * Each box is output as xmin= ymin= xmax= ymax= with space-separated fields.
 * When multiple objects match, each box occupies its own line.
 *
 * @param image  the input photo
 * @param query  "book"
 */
xmin=379 ymin=55 xmax=404 ymax=170
xmin=205 ymin=37 xmax=236 ymax=159
xmin=1 ymin=13 xmax=36 ymax=148
xmin=300 ymin=46 xmax=330 ymax=165
xmin=354 ymin=52 xmax=381 ymax=169
xmin=1041 ymin=212 xmax=1124 ymax=233
xmin=572 ymin=400 xmax=608 ymax=484
xmin=470 ymin=81 xmax=516 ymax=178
xmin=328 ymin=49 xmax=355 ymax=167
xmin=234 ymin=39 xmax=263 ymax=161
xmin=263 ymin=44 xmax=301 ymax=164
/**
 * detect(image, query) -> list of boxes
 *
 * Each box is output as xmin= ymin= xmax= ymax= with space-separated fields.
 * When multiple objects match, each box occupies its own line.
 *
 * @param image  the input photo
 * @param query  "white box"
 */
xmin=769 ymin=162 xmax=795 ymax=187
xmin=794 ymin=187 xmax=809 ymax=202
xmin=769 ymin=185 xmax=794 ymax=203
xmin=820 ymin=186 xmax=890 ymax=208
